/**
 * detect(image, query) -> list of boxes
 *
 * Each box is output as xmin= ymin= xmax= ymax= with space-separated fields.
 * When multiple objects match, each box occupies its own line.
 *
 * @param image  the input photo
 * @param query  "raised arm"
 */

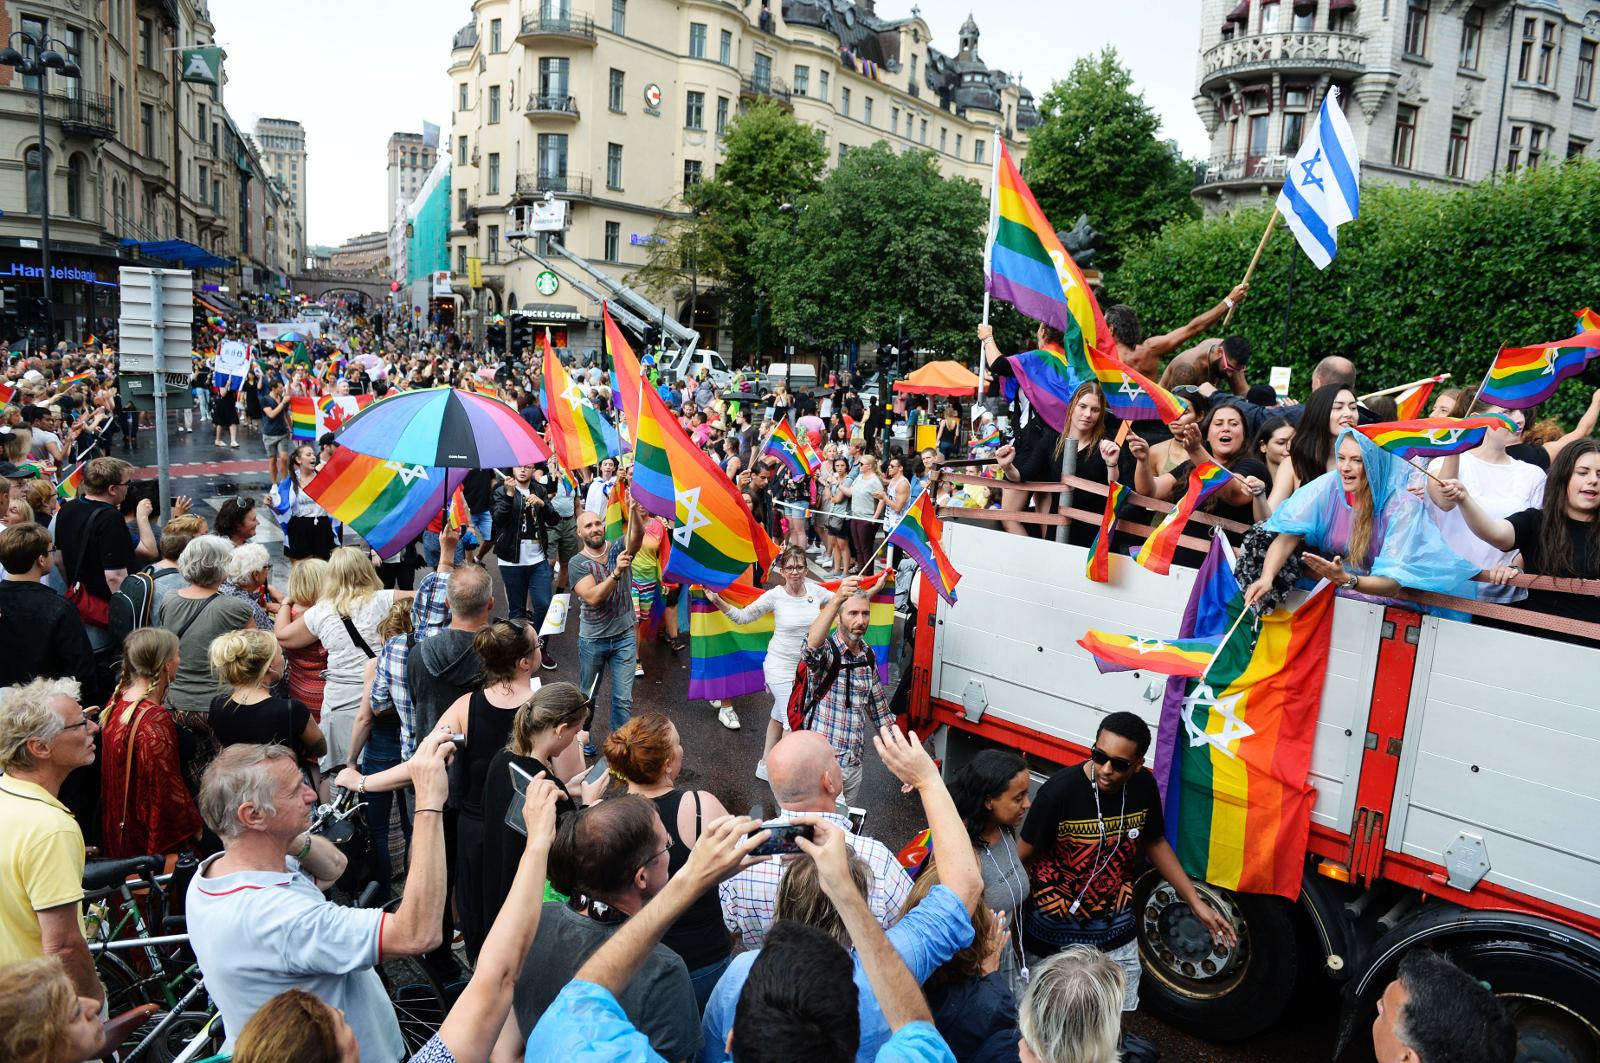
xmin=1543 ymin=388 xmax=1600 ymax=459
xmin=806 ymin=577 xmax=856 ymax=649
xmin=1134 ymin=283 xmax=1249 ymax=364
xmin=1126 ymin=434 xmax=1176 ymax=499
xmin=1242 ymin=531 xmax=1303 ymax=608
xmin=707 ymin=586 xmax=777 ymax=626
xmin=874 ymin=726 xmax=982 ymax=912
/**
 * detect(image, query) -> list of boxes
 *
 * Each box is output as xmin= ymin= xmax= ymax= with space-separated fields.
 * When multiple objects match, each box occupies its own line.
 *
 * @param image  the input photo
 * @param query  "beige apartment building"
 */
xmin=1192 ymin=0 xmax=1600 ymax=212
xmin=446 ymin=0 xmax=1037 ymax=355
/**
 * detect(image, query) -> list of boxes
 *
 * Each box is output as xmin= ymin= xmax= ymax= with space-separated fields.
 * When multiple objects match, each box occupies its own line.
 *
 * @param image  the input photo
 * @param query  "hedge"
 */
xmin=1108 ymin=159 xmax=1600 ymax=425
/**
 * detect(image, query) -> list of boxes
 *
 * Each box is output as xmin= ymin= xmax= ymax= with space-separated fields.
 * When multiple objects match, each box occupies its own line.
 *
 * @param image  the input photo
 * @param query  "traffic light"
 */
xmin=510 ymin=314 xmax=535 ymax=356
xmin=486 ymin=321 xmax=506 ymax=354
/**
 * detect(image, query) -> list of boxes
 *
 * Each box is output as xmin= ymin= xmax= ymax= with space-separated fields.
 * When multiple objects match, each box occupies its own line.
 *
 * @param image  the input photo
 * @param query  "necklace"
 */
xmin=982 ymin=829 xmax=1030 ymax=981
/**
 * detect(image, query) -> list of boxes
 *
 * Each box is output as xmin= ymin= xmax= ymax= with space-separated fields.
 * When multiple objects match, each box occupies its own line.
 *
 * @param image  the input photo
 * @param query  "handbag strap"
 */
xmin=341 ymin=614 xmax=377 ymax=659
xmin=174 ymin=593 xmax=221 ymax=641
xmin=118 ymin=700 xmax=153 ymax=831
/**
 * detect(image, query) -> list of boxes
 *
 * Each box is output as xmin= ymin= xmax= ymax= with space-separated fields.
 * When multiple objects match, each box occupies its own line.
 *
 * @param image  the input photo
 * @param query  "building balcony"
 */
xmin=1198 ymin=31 xmax=1364 ymax=93
xmin=517 ymin=12 xmax=596 ymax=45
xmin=1193 ymin=151 xmax=1291 ymax=190
xmin=55 ymin=91 xmax=116 ymax=139
xmin=514 ymin=172 xmax=594 ymax=200
xmin=525 ymin=93 xmax=581 ymax=120
xmin=740 ymin=74 xmax=792 ymax=105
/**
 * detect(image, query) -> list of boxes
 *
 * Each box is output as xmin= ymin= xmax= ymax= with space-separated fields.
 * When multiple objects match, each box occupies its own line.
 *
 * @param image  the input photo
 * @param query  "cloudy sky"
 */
xmin=209 ymin=0 xmax=1208 ymax=249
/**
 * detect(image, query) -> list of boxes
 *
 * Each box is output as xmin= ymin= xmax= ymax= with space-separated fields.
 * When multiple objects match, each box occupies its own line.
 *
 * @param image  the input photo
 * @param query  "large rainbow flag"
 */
xmin=1154 ymin=537 xmax=1332 ymax=899
xmin=1477 ymin=331 xmax=1600 ymax=409
xmin=1356 ymin=414 xmax=1517 ymax=459
xmin=1133 ymin=462 xmax=1233 ymax=576
xmin=541 ymin=332 xmax=623 ymax=470
xmin=626 ymin=342 xmax=775 ymax=591
xmin=763 ymin=417 xmax=822 ymax=478
xmin=304 ymin=449 xmax=463 ymax=558
xmin=687 ymin=582 xmax=775 ymax=701
xmin=886 ymin=491 xmax=960 ymax=605
xmin=602 ymin=305 xmax=646 ymax=442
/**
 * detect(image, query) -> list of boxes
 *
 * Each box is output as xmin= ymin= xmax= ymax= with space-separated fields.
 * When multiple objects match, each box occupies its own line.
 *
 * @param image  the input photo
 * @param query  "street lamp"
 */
xmin=0 ymin=31 xmax=81 ymax=354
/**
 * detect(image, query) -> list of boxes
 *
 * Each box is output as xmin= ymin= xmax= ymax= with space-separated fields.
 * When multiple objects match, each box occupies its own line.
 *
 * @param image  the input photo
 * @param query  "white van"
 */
xmin=763 ymin=362 xmax=819 ymax=392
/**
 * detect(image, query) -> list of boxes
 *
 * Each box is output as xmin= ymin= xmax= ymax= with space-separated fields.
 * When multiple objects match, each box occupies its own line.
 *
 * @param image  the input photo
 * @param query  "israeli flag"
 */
xmin=1276 ymin=87 xmax=1360 ymax=269
xmin=267 ymin=475 xmax=294 ymax=531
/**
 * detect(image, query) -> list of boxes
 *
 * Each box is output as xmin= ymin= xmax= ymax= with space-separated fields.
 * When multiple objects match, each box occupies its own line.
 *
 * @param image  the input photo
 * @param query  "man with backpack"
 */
xmin=50 ymin=456 xmax=134 ymax=701
xmin=797 ymin=575 xmax=894 ymax=807
xmin=0 ymin=523 xmax=95 ymax=692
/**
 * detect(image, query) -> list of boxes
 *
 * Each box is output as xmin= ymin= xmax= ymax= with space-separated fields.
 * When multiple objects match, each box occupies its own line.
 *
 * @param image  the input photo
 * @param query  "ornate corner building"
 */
xmin=1192 ymin=0 xmax=1600 ymax=212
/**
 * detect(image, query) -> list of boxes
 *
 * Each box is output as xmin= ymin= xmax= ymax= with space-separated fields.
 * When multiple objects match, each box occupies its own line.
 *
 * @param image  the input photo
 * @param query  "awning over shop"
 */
xmin=195 ymin=293 xmax=233 ymax=317
xmin=119 ymin=239 xmax=234 ymax=271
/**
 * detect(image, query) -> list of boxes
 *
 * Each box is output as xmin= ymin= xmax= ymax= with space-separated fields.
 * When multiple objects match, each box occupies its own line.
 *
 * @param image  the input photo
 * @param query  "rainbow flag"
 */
xmin=604 ymin=476 xmax=629 ymax=542
xmin=1392 ymin=379 xmax=1438 ymax=421
xmin=58 ymin=371 xmax=95 ymax=389
xmin=85 ymin=333 xmax=99 ymax=349
xmin=541 ymin=332 xmax=623 ymax=469
xmin=0 ymin=381 xmax=16 ymax=406
xmin=1575 ymin=307 xmax=1600 ymax=334
xmin=305 ymin=449 xmax=463 ymax=558
xmin=1155 ymin=537 xmax=1334 ymax=899
xmin=687 ymin=582 xmax=774 ymax=701
xmin=763 ymin=418 xmax=821 ymax=478
xmin=55 ymin=462 xmax=84 ymax=501
xmin=1086 ymin=482 xmax=1130 ymax=583
xmin=887 ymin=491 xmax=960 ymax=605
xmin=602 ymin=305 xmax=647 ymax=442
xmin=446 ymin=485 xmax=469 ymax=530
xmin=1082 ymin=347 xmax=1192 ymax=424
xmin=820 ymin=568 xmax=897 ymax=683
xmin=1477 ymin=331 xmax=1600 ymax=409
xmin=895 ymin=827 xmax=933 ymax=878
xmin=1356 ymin=414 xmax=1517 ymax=459
xmin=1133 ymin=462 xmax=1233 ymax=576
xmin=289 ymin=397 xmax=318 ymax=443
xmin=1078 ymin=630 xmax=1223 ymax=678
xmin=626 ymin=339 xmax=775 ymax=591
xmin=969 ymin=424 xmax=1001 ymax=450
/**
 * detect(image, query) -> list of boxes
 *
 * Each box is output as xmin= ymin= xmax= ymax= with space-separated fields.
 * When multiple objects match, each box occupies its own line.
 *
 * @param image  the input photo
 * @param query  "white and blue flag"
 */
xmin=1276 ymin=87 xmax=1360 ymax=270
xmin=267 ymin=475 xmax=294 ymax=531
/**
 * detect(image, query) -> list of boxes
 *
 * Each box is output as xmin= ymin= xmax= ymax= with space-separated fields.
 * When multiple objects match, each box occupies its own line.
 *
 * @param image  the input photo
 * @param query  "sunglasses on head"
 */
xmin=1090 ymin=747 xmax=1135 ymax=773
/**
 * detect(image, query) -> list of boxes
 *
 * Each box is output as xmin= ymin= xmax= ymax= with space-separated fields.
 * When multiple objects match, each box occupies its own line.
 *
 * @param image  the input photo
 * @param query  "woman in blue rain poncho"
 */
xmin=1240 ymin=428 xmax=1481 ymax=612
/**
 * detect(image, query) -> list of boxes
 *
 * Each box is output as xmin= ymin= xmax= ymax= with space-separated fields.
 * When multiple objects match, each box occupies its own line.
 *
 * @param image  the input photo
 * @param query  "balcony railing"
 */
xmin=1199 ymin=31 xmax=1364 ymax=89
xmin=55 ymin=90 xmax=115 ymax=139
xmin=514 ymin=172 xmax=594 ymax=198
xmin=525 ymin=93 xmax=580 ymax=118
xmin=1193 ymin=151 xmax=1291 ymax=188
xmin=740 ymin=74 xmax=792 ymax=103
xmin=518 ymin=12 xmax=596 ymax=43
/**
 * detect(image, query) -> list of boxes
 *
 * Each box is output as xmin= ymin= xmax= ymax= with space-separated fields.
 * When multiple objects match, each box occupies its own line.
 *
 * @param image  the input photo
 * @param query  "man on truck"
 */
xmin=1017 ymin=711 xmax=1235 ymax=1014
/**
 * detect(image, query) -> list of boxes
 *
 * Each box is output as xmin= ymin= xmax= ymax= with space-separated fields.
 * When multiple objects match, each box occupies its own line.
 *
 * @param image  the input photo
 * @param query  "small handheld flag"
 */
xmin=1575 ymin=307 xmax=1600 ymax=334
xmin=1078 ymin=630 xmax=1224 ymax=678
xmin=1356 ymin=414 xmax=1518 ymax=458
xmin=604 ymin=477 xmax=629 ymax=542
xmin=58 ymin=370 xmax=96 ymax=390
xmin=1086 ymin=482 xmax=1130 ymax=583
xmin=56 ymin=462 xmax=85 ymax=501
xmin=1477 ymin=332 xmax=1600 ymax=409
xmin=267 ymin=476 xmax=294 ymax=532
xmin=1275 ymin=86 xmax=1360 ymax=269
xmin=886 ymin=491 xmax=961 ymax=605
xmin=1133 ymin=462 xmax=1233 ymax=576
xmin=762 ymin=418 xmax=821 ymax=478
xmin=1392 ymin=379 xmax=1439 ymax=421
xmin=446 ymin=485 xmax=470 ymax=531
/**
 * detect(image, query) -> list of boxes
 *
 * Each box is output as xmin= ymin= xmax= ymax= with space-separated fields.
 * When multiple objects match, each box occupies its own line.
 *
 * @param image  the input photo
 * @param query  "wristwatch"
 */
xmin=1342 ymin=574 xmax=1359 ymax=590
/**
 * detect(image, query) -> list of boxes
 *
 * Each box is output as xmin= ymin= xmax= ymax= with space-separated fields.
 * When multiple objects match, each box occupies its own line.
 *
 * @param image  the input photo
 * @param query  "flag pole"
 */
xmin=1357 ymin=373 xmax=1450 ymax=402
xmin=1223 ymin=210 xmax=1279 ymax=326
xmin=856 ymin=483 xmax=922 ymax=577
xmin=977 ymin=127 xmax=1002 ymax=400
xmin=1197 ymin=603 xmax=1257 ymax=684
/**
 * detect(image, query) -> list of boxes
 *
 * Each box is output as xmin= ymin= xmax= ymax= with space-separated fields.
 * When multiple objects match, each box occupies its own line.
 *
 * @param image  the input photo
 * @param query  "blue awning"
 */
xmin=119 ymin=239 xmax=234 ymax=271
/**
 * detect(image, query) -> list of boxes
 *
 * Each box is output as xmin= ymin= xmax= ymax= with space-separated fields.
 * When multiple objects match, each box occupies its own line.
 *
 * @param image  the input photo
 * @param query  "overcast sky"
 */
xmin=209 ymin=0 xmax=1208 ymax=249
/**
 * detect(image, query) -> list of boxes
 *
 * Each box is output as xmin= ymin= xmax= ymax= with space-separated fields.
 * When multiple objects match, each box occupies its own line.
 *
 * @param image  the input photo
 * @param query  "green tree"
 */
xmin=1110 ymin=159 xmax=1600 ymax=424
xmin=757 ymin=142 xmax=988 ymax=359
xmin=1023 ymin=49 xmax=1199 ymax=270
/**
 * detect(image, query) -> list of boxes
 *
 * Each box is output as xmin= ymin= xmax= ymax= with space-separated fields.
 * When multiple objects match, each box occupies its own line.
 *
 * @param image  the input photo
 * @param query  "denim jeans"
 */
xmin=578 ymin=631 xmax=637 ymax=733
xmin=420 ymin=530 xmax=468 ymax=570
xmin=500 ymin=559 xmax=554 ymax=630
xmin=361 ymin=716 xmax=411 ymax=894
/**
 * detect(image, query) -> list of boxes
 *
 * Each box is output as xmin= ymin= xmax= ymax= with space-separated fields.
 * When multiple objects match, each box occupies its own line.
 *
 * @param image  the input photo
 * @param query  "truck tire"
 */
xmin=1134 ymin=870 xmax=1300 ymax=1041
xmin=1448 ymin=937 xmax=1600 ymax=1063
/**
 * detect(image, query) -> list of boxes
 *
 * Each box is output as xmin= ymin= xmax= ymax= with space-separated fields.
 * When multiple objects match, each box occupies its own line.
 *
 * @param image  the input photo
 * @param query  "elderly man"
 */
xmin=0 ymin=678 xmax=103 ymax=1005
xmin=797 ymin=575 xmax=895 ymax=807
xmin=186 ymin=733 xmax=454 ymax=1061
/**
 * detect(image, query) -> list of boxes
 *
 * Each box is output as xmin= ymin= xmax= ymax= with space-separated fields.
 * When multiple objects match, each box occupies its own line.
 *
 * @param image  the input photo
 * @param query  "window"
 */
xmin=686 ymin=90 xmax=705 ymax=129
xmin=607 ymin=142 xmax=623 ymax=189
xmin=67 ymin=154 xmax=82 ymax=218
xmin=62 ymin=28 xmax=82 ymax=100
xmin=689 ymin=22 xmax=707 ymax=59
xmin=460 ymin=82 xmax=469 ymax=110
xmin=683 ymin=159 xmax=702 ymax=192
xmin=838 ymin=142 xmax=848 ymax=163
xmin=720 ymin=29 xmax=732 ymax=65
xmin=1517 ymin=17 xmax=1558 ymax=82
xmin=975 ymin=138 xmax=984 ymax=163
xmin=197 ymin=101 xmax=207 ymax=136
xmin=955 ymin=133 xmax=963 ymax=156
xmin=1330 ymin=5 xmax=1356 ymax=32
xmin=1248 ymin=113 xmax=1268 ymax=160
xmin=794 ymin=65 xmax=810 ymax=97
xmin=1392 ymin=104 xmax=1417 ymax=168
xmin=1580 ymin=40 xmax=1597 ymax=100
xmin=864 ymin=97 xmax=874 ymax=125
xmin=538 ymin=133 xmax=568 ymax=179
xmin=1282 ymin=111 xmax=1306 ymax=153
xmin=1460 ymin=6 xmax=1483 ymax=70
xmin=458 ymin=188 xmax=468 ymax=220
xmin=1447 ymin=116 xmax=1471 ymax=178
xmin=1260 ymin=1 xmax=1279 ymax=32
xmin=457 ymin=245 xmax=468 ymax=273
xmin=1507 ymin=125 xmax=1523 ymax=172
xmin=138 ymin=16 xmax=153 ymax=68
xmin=1569 ymin=136 xmax=1591 ymax=159
xmin=604 ymin=221 xmax=620 ymax=261
xmin=490 ymin=18 xmax=502 ymax=51
xmin=140 ymin=103 xmax=155 ymax=155
xmin=819 ymin=70 xmax=829 ymax=102
xmin=1403 ymin=1 xmax=1428 ymax=57
xmin=612 ymin=0 xmax=626 ymax=35
xmin=539 ymin=57 xmax=569 ymax=102
xmin=1529 ymin=127 xmax=1545 ymax=169
xmin=488 ymin=85 xmax=501 ymax=123
xmin=198 ymin=164 xmax=209 ymax=201
xmin=609 ymin=69 xmax=625 ymax=111
xmin=24 ymin=146 xmax=47 ymax=214
xmin=459 ymin=135 xmax=469 ymax=166
xmin=939 ymin=127 xmax=947 ymax=151
xmin=753 ymin=53 xmax=771 ymax=89
xmin=1539 ymin=21 xmax=1557 ymax=85
xmin=20 ymin=16 xmax=47 ymax=92
xmin=716 ymin=95 xmax=729 ymax=134
xmin=487 ymin=225 xmax=500 ymax=262
xmin=841 ymin=86 xmax=851 ymax=117
xmin=1291 ymin=3 xmax=1314 ymax=31
xmin=891 ymin=105 xmax=900 ymax=134
xmin=487 ymin=153 xmax=500 ymax=194
xmin=919 ymin=118 xmax=927 ymax=143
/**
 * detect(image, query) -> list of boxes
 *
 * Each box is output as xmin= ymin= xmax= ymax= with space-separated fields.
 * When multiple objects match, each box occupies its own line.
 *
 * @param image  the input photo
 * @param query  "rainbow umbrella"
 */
xmin=334 ymin=386 xmax=549 ymax=468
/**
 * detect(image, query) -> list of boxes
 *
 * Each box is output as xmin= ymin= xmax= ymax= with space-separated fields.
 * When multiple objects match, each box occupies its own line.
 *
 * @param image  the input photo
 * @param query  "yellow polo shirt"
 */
xmin=0 ymin=774 xmax=87 ymax=965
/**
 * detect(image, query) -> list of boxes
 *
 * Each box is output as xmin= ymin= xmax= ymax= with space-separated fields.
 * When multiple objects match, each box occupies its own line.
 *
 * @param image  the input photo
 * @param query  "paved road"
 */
xmin=121 ymin=416 xmax=1342 ymax=1062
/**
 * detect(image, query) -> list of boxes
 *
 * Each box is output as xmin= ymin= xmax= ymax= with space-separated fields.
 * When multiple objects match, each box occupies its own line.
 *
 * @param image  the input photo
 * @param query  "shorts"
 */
xmin=263 ymin=433 xmax=291 ymax=456
xmin=766 ymin=678 xmax=794 ymax=725
xmin=554 ymin=515 xmax=581 ymax=564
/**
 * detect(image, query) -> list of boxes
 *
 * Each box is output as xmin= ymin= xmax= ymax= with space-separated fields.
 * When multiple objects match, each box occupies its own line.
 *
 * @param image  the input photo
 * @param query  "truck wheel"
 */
xmin=1449 ymin=937 xmax=1600 ymax=1063
xmin=1134 ymin=871 xmax=1299 ymax=1041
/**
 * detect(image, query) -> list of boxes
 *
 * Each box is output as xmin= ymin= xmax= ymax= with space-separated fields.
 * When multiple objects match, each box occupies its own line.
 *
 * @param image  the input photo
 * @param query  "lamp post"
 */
xmin=0 ymin=32 xmax=80 ymax=355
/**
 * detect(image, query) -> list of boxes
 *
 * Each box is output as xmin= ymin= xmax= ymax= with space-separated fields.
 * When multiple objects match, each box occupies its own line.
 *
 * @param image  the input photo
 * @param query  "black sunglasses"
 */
xmin=1090 ymin=747 xmax=1135 ymax=774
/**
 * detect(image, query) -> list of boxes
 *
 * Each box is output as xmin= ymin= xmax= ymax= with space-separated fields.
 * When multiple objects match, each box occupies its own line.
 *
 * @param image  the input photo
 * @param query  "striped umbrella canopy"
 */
xmin=334 ymin=386 xmax=549 ymax=468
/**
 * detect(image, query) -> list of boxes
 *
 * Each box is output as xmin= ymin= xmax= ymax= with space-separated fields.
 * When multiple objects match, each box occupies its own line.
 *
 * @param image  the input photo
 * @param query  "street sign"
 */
xmin=118 ymin=268 xmax=193 ymax=374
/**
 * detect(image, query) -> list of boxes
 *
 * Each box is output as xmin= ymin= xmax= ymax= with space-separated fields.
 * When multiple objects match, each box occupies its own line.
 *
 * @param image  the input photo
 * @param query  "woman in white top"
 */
xmin=1425 ymin=403 xmax=1546 ymax=604
xmin=280 ymin=443 xmax=335 ymax=561
xmin=584 ymin=456 xmax=619 ymax=516
xmin=704 ymin=544 xmax=833 ymax=780
xmin=277 ymin=546 xmax=412 ymax=770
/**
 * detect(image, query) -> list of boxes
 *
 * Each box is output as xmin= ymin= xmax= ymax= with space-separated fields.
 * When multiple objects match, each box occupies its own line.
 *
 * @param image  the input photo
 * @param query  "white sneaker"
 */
xmin=819 ymin=559 xmax=833 ymax=571
xmin=806 ymin=544 xmax=823 ymax=556
xmin=635 ymin=663 xmax=645 ymax=677
xmin=755 ymin=759 xmax=769 ymax=781
xmin=717 ymin=704 xmax=741 ymax=730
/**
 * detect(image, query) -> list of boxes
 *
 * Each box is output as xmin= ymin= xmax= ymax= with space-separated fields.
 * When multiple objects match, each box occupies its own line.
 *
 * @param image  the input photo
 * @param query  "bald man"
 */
xmin=716 ymin=731 xmax=911 ymax=949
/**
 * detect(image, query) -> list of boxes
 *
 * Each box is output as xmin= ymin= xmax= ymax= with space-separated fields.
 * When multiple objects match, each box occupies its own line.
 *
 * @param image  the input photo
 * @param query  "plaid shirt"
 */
xmin=800 ymin=633 xmax=893 ymax=767
xmin=397 ymin=571 xmax=452 ymax=757
xmin=718 ymin=810 xmax=911 ymax=949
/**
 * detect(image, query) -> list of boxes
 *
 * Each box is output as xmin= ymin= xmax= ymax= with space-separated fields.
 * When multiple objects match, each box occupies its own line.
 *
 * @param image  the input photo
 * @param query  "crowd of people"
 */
xmin=0 ymin=298 xmax=1531 ymax=1063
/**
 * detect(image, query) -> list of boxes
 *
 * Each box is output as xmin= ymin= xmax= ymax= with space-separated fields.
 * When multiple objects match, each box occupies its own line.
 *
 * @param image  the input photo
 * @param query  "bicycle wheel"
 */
xmin=378 ymin=956 xmax=449 ymax=1054
xmin=97 ymin=950 xmax=156 ymax=1014
xmin=126 ymin=1009 xmax=222 ymax=1063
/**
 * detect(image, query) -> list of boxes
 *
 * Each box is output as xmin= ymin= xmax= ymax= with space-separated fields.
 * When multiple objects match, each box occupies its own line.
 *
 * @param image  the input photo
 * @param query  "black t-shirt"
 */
xmin=1506 ymin=442 xmax=1552 ymax=471
xmin=1506 ymin=508 xmax=1600 ymax=628
xmin=208 ymin=693 xmax=312 ymax=756
xmin=462 ymin=468 xmax=497 ymax=513
xmin=1019 ymin=762 xmax=1164 ymax=953
xmin=54 ymin=498 xmax=135 ymax=599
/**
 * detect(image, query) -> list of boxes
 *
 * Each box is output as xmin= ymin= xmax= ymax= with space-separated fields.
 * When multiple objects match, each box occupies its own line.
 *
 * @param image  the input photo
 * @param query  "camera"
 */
xmin=750 ymin=821 xmax=814 ymax=856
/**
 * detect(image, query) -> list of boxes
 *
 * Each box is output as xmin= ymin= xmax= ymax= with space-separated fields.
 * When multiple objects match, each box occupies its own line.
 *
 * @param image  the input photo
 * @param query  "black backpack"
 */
xmin=108 ymin=570 xmax=157 ymax=648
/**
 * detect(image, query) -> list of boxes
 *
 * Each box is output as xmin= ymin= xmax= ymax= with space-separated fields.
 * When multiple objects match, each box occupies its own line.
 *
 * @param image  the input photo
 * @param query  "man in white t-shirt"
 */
xmin=187 ymin=735 xmax=454 ymax=1061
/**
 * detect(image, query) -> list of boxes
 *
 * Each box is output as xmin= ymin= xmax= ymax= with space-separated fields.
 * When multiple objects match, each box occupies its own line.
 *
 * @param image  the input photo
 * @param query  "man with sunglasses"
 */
xmin=1017 ymin=711 xmax=1235 ymax=1016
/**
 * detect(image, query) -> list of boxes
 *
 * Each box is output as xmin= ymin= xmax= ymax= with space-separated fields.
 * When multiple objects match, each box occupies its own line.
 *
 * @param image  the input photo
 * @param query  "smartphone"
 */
xmin=447 ymin=733 xmax=467 ymax=752
xmin=504 ymin=761 xmax=537 ymax=837
xmin=585 ymin=756 xmax=610 ymax=785
xmin=846 ymin=806 xmax=867 ymax=835
xmin=750 ymin=821 xmax=814 ymax=857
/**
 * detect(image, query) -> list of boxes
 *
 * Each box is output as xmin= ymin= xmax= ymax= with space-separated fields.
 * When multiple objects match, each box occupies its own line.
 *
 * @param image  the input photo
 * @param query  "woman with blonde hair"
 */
xmin=98 ymin=627 xmax=202 ymax=861
xmin=0 ymin=956 xmax=106 ymax=1063
xmin=277 ymin=545 xmax=408 ymax=770
xmin=208 ymin=628 xmax=325 ymax=783
xmin=281 ymin=556 xmax=330 ymax=718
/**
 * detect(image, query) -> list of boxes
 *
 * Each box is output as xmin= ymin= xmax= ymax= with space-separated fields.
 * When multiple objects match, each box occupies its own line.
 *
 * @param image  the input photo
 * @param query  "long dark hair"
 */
xmin=1290 ymin=384 xmax=1354 ymax=485
xmin=1538 ymin=439 xmax=1600 ymax=578
xmin=1252 ymin=414 xmax=1294 ymax=465
xmin=948 ymin=749 xmax=1028 ymax=845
